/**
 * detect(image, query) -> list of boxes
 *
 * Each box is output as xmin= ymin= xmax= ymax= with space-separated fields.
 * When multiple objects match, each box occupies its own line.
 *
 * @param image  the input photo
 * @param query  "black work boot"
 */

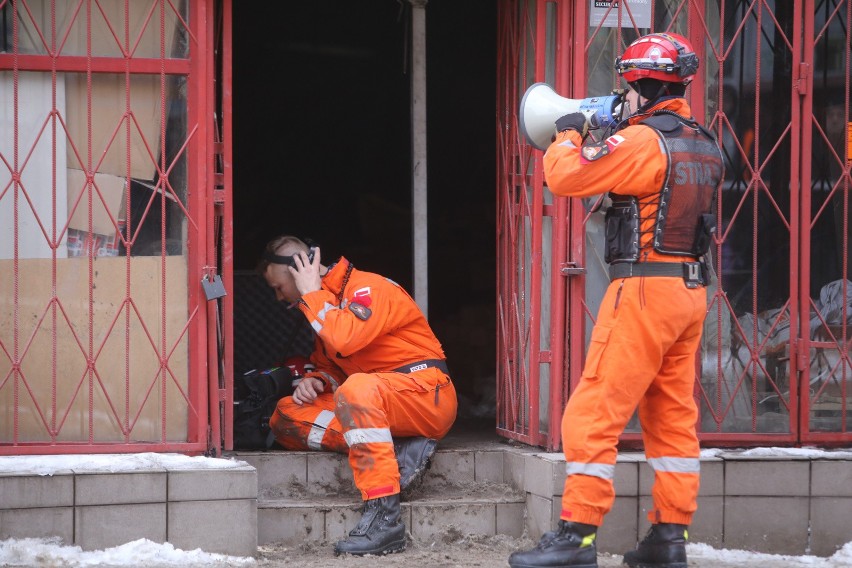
xmin=508 ymin=520 xmax=598 ymax=568
xmin=333 ymin=494 xmax=406 ymax=556
xmin=623 ymin=523 xmax=688 ymax=568
xmin=394 ymin=437 xmax=438 ymax=497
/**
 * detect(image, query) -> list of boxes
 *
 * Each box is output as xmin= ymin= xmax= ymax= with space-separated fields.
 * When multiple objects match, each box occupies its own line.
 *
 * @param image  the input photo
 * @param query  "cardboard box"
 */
xmin=66 ymin=168 xmax=127 ymax=236
xmin=65 ymin=168 xmax=126 ymax=258
xmin=64 ymin=73 xmax=164 ymax=180
xmin=66 ymin=228 xmax=121 ymax=258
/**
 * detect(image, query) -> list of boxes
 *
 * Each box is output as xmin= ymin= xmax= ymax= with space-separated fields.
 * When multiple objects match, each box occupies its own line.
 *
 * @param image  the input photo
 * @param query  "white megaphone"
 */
xmin=519 ymin=82 xmax=624 ymax=150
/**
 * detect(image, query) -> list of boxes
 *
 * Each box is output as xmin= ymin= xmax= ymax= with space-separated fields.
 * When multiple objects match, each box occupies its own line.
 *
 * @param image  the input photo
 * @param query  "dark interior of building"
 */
xmin=232 ymin=1 xmax=498 ymax=435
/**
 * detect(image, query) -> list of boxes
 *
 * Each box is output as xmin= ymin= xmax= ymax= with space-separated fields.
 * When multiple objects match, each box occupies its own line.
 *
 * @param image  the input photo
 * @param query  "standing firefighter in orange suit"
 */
xmin=260 ymin=235 xmax=457 ymax=557
xmin=509 ymin=33 xmax=723 ymax=568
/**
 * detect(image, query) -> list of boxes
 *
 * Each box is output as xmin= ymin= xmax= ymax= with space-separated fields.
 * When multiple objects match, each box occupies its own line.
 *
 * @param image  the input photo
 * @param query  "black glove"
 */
xmin=555 ymin=112 xmax=588 ymax=134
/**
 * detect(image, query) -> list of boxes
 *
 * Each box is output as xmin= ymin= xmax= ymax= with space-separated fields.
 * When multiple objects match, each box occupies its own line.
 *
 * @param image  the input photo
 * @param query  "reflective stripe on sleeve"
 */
xmin=318 ymin=372 xmax=339 ymax=392
xmin=647 ymin=456 xmax=701 ymax=474
xmin=310 ymin=319 xmax=322 ymax=333
xmin=307 ymin=410 xmax=335 ymax=450
xmin=565 ymin=461 xmax=615 ymax=480
xmin=317 ymin=302 xmax=336 ymax=322
xmin=343 ymin=427 xmax=393 ymax=446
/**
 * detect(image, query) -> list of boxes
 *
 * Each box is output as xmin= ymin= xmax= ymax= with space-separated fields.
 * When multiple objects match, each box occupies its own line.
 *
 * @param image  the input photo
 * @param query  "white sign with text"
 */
xmin=589 ymin=0 xmax=652 ymax=29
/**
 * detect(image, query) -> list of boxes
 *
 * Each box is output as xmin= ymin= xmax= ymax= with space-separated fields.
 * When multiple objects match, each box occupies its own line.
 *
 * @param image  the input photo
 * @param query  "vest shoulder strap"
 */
xmin=641 ymin=112 xmax=682 ymax=133
xmin=643 ymin=111 xmax=719 ymax=143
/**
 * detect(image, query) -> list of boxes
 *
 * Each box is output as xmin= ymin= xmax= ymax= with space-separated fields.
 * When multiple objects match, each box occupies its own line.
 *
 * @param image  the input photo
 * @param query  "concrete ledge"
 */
xmin=12 ymin=446 xmax=829 ymax=557
xmin=510 ymin=448 xmax=852 ymax=556
xmin=0 ymin=456 xmax=257 ymax=557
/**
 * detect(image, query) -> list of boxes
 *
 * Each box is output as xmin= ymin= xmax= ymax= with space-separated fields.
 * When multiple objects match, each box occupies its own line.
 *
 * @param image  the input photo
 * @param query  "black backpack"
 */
xmin=233 ymin=367 xmax=295 ymax=450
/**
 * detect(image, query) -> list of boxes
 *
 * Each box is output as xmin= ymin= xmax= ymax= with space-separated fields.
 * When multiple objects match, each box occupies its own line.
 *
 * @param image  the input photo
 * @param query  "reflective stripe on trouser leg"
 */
xmin=566 ymin=462 xmax=615 ymax=479
xmin=334 ymin=370 xmax=457 ymax=500
xmin=269 ymin=393 xmax=347 ymax=452
xmin=307 ymin=410 xmax=336 ymax=450
xmin=560 ymin=276 xmax=706 ymax=527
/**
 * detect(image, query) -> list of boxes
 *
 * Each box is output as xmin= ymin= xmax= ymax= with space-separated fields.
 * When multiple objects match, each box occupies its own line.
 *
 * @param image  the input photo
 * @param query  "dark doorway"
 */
xmin=232 ymin=1 xmax=497 ymax=432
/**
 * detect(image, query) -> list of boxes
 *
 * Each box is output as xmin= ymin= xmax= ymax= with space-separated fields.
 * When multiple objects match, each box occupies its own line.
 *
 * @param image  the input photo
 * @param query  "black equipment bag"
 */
xmin=233 ymin=366 xmax=295 ymax=450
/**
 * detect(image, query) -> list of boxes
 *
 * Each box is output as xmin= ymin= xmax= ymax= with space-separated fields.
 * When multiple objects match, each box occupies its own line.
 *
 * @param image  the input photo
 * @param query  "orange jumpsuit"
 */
xmin=544 ymin=98 xmax=708 ymax=527
xmin=269 ymin=257 xmax=457 ymax=500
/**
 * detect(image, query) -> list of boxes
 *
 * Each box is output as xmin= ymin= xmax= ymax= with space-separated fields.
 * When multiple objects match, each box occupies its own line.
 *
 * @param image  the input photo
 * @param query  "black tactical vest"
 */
xmin=604 ymin=112 xmax=724 ymax=264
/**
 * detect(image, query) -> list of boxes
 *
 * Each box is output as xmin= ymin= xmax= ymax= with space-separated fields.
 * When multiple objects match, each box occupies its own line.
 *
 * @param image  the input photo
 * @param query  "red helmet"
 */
xmin=614 ymin=32 xmax=699 ymax=85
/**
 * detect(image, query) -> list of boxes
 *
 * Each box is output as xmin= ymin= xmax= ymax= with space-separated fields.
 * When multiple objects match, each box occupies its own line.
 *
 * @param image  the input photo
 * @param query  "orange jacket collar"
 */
xmin=322 ymin=257 xmax=352 ymax=296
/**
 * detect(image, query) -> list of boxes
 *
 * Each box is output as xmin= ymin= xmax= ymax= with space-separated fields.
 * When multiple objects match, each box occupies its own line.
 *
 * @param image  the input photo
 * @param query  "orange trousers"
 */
xmin=560 ymin=275 xmax=705 ymax=527
xmin=270 ymin=369 xmax=456 ymax=500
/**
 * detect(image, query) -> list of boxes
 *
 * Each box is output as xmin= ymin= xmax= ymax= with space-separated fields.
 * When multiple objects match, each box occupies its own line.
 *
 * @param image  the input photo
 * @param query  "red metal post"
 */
xmin=546 ymin=1 xmax=571 ymax=451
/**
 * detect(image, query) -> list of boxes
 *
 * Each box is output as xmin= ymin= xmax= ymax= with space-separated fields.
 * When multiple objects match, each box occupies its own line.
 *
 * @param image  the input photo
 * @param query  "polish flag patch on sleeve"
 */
xmin=352 ymin=286 xmax=372 ymax=307
xmin=605 ymin=134 xmax=625 ymax=151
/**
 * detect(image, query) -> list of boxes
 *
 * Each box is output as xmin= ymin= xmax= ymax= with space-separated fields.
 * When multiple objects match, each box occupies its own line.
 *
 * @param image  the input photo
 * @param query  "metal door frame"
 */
xmin=0 ymin=0 xmax=219 ymax=455
xmin=497 ymin=0 xmax=569 ymax=449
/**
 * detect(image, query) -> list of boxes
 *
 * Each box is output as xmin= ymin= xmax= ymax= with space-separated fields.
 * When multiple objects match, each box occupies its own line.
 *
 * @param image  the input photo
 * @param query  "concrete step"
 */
xmin=233 ymin=437 xmax=513 ymax=500
xmin=233 ymin=435 xmax=525 ymax=546
xmin=256 ymin=484 xmax=525 ymax=546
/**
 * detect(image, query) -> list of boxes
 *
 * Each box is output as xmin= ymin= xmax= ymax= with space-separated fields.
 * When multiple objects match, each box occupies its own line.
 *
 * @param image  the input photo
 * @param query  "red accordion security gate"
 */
xmin=0 ymin=0 xmax=230 ymax=455
xmin=497 ymin=0 xmax=852 ymax=450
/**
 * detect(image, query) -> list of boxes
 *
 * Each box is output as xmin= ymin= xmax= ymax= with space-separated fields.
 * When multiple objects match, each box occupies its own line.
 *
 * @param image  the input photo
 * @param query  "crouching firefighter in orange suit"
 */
xmin=260 ymin=235 xmax=457 ymax=556
xmin=509 ymin=32 xmax=723 ymax=568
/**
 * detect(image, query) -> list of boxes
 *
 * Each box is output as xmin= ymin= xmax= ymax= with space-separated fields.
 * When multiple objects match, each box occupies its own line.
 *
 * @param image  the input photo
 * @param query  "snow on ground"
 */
xmin=0 ymin=537 xmax=254 ymax=567
xmin=2 ymin=538 xmax=852 ymax=567
xmin=687 ymin=542 xmax=852 ymax=567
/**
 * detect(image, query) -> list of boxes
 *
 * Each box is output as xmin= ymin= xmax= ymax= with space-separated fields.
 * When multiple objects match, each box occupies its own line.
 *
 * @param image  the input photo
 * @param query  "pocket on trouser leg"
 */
xmin=580 ymin=325 xmax=613 ymax=379
xmin=380 ymin=373 xmax=431 ymax=393
xmin=563 ymin=324 xmax=616 ymax=455
xmin=372 ymin=372 xmax=457 ymax=439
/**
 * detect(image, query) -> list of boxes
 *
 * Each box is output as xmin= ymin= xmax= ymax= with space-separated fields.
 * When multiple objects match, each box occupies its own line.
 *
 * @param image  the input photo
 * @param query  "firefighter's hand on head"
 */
xmin=289 ymin=247 xmax=322 ymax=297
xmin=292 ymin=376 xmax=324 ymax=405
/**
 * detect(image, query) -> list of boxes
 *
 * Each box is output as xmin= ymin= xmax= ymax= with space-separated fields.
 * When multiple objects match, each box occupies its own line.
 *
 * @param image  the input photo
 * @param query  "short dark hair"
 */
xmin=256 ymin=235 xmax=308 ymax=274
